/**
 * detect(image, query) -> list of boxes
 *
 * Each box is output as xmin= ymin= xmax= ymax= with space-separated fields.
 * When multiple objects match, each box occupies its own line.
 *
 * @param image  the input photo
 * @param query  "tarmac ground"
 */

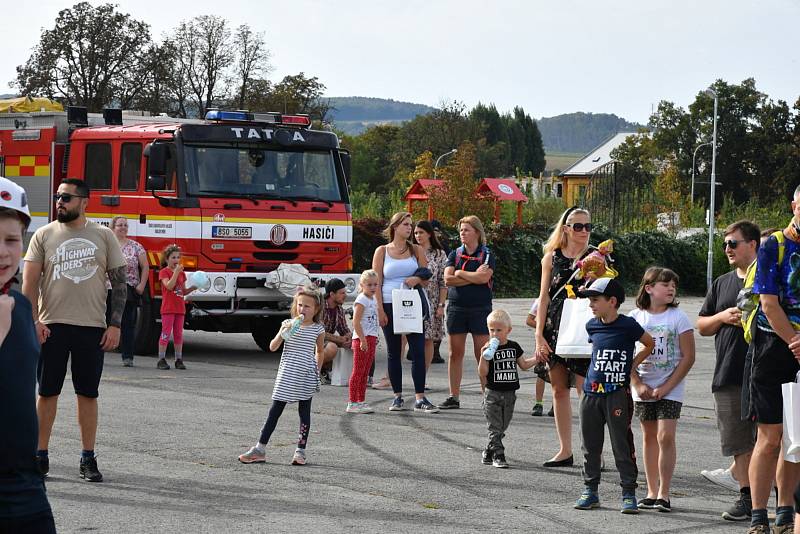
xmin=43 ymin=297 xmax=760 ymax=533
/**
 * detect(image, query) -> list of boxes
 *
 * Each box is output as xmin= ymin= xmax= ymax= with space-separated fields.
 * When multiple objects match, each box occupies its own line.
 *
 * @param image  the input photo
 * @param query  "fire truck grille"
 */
xmin=253 ymin=252 xmax=299 ymax=261
xmin=253 ymin=241 xmax=300 ymax=250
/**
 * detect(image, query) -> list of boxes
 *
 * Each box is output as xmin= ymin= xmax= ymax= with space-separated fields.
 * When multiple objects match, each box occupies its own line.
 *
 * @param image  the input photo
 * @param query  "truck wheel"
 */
xmin=251 ymin=317 xmax=282 ymax=352
xmin=135 ymin=288 xmax=160 ymax=355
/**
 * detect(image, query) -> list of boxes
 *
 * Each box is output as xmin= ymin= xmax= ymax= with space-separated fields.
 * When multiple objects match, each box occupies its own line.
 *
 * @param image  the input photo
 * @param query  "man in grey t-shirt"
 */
xmin=22 ymin=178 xmax=127 ymax=483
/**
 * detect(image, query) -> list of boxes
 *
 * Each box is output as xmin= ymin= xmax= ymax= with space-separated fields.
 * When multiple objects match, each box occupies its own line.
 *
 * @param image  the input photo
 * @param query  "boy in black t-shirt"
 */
xmin=478 ymin=309 xmax=537 ymax=468
xmin=574 ymin=278 xmax=654 ymax=515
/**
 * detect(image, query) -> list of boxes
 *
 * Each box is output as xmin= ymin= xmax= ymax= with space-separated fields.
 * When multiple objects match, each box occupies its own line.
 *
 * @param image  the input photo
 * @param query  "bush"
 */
xmin=353 ymin=219 xmax=726 ymax=297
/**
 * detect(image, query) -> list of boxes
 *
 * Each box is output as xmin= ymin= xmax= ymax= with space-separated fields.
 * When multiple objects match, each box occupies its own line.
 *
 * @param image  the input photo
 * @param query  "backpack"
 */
xmin=455 ymin=245 xmax=493 ymax=289
xmin=737 ymin=230 xmax=785 ymax=343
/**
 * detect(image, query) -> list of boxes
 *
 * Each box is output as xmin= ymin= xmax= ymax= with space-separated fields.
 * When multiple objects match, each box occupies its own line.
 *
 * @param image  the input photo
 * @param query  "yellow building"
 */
xmin=558 ymin=132 xmax=636 ymax=206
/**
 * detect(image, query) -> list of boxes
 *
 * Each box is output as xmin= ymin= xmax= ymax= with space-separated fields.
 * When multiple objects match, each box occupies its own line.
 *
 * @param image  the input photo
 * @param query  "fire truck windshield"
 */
xmin=183 ymin=145 xmax=343 ymax=202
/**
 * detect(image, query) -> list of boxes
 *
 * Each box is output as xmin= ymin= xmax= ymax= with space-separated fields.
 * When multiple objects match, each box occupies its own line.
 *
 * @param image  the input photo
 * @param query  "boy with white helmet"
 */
xmin=0 ymin=177 xmax=56 ymax=532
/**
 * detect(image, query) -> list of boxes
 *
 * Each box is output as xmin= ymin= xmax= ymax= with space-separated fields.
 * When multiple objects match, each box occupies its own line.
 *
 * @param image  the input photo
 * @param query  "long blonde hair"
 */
xmin=458 ymin=215 xmax=486 ymax=246
xmin=290 ymin=285 xmax=324 ymax=323
xmin=543 ymin=207 xmax=590 ymax=254
xmin=383 ymin=211 xmax=413 ymax=244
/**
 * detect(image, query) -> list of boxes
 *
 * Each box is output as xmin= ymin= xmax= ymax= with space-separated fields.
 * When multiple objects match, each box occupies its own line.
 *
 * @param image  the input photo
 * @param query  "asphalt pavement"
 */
xmin=42 ymin=297 xmax=756 ymax=533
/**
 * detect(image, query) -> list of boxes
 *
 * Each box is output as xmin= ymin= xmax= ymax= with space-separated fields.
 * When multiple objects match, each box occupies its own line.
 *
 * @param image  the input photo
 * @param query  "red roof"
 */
xmin=404 ymin=179 xmax=445 ymax=200
xmin=476 ymin=178 xmax=528 ymax=202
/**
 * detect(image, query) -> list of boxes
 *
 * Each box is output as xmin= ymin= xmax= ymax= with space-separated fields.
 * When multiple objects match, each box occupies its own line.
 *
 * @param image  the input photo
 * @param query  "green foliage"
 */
xmin=353 ymin=219 xmax=725 ymax=297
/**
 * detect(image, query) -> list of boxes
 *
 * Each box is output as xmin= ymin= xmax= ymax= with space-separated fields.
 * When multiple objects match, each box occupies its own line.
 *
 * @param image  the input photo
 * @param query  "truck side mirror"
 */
xmin=145 ymin=143 xmax=167 ymax=190
xmin=339 ymin=150 xmax=351 ymax=184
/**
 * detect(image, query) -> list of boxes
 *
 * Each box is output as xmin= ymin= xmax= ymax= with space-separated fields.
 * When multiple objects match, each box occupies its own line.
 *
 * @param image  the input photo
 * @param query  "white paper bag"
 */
xmin=330 ymin=348 xmax=354 ymax=387
xmin=554 ymin=298 xmax=594 ymax=358
xmin=782 ymin=371 xmax=800 ymax=463
xmin=391 ymin=288 xmax=423 ymax=335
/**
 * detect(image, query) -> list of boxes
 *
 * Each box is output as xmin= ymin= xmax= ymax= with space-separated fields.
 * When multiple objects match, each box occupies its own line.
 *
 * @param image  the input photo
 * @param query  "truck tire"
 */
xmin=135 ymin=288 xmax=160 ymax=356
xmin=251 ymin=317 xmax=283 ymax=353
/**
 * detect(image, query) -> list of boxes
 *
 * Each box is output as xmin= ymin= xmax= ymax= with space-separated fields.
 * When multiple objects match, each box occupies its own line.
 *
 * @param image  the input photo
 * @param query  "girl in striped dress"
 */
xmin=238 ymin=286 xmax=325 ymax=466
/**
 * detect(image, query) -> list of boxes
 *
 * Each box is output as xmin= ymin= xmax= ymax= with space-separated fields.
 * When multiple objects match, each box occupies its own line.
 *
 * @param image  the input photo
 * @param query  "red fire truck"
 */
xmin=0 ymin=106 xmax=357 ymax=354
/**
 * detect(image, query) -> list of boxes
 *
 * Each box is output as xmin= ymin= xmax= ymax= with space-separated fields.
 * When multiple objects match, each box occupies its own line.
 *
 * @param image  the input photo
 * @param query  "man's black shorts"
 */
xmin=38 ymin=324 xmax=105 ymax=398
xmin=750 ymin=328 xmax=800 ymax=424
xmin=446 ymin=306 xmax=490 ymax=335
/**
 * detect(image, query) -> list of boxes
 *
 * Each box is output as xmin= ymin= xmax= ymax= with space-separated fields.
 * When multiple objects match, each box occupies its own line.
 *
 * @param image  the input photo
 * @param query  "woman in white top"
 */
xmin=372 ymin=212 xmax=439 ymax=413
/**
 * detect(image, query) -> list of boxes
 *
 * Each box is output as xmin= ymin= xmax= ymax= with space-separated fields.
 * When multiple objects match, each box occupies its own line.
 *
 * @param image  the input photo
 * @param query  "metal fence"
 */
xmin=586 ymin=161 xmax=657 ymax=232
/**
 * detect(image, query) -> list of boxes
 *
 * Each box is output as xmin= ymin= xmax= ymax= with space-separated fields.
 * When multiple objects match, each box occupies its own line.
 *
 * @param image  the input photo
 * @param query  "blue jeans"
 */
xmin=381 ymin=303 xmax=426 ymax=395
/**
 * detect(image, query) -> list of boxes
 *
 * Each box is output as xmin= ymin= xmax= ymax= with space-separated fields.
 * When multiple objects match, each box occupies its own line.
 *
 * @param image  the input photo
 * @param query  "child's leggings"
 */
xmin=160 ymin=313 xmax=184 ymax=345
xmin=259 ymin=399 xmax=312 ymax=449
xmin=349 ymin=336 xmax=377 ymax=403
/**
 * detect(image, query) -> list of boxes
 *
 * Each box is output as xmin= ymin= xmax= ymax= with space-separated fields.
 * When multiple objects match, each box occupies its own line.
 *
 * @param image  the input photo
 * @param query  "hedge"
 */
xmin=353 ymin=219 xmax=728 ymax=298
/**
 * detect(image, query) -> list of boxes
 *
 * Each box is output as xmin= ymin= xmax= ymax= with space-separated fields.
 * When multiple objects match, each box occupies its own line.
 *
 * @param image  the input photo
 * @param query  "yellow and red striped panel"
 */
xmin=4 ymin=155 xmax=49 ymax=177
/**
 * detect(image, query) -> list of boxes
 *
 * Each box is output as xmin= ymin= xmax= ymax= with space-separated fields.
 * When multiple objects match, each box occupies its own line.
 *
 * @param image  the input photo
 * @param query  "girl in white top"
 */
xmin=347 ymin=270 xmax=381 ymax=414
xmin=238 ymin=286 xmax=325 ymax=467
xmin=629 ymin=267 xmax=695 ymax=512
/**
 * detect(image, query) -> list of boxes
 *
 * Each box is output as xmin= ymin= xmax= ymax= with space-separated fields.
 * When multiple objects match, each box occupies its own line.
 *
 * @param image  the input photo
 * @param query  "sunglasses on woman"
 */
xmin=567 ymin=223 xmax=592 ymax=232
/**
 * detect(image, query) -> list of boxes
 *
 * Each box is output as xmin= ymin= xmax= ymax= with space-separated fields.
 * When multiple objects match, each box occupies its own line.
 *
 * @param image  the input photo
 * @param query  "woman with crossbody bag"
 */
xmin=372 ymin=212 xmax=439 ymax=413
xmin=535 ymin=207 xmax=601 ymax=467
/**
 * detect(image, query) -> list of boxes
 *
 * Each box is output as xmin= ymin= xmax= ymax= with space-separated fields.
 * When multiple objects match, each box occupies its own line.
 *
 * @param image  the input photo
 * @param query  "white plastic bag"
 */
xmin=330 ymin=348 xmax=353 ymax=387
xmin=391 ymin=288 xmax=423 ymax=335
xmin=263 ymin=263 xmax=312 ymax=298
xmin=554 ymin=298 xmax=594 ymax=358
xmin=782 ymin=371 xmax=800 ymax=463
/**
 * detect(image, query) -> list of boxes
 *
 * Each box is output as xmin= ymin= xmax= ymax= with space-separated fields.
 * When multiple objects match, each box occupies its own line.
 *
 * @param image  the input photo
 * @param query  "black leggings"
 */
xmin=259 ymin=399 xmax=312 ymax=449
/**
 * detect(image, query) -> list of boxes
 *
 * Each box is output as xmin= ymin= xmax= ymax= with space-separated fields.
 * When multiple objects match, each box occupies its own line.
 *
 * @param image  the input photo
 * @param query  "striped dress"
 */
xmin=272 ymin=322 xmax=325 ymax=402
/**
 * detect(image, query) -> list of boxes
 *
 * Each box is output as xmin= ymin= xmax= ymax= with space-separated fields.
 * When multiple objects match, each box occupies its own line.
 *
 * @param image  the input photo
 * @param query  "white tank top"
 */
xmin=382 ymin=250 xmax=418 ymax=303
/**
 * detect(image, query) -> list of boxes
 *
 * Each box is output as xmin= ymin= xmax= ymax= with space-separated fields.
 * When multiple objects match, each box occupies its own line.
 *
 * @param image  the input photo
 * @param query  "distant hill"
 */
xmin=327 ymin=97 xmax=436 ymax=135
xmin=537 ymin=112 xmax=645 ymax=153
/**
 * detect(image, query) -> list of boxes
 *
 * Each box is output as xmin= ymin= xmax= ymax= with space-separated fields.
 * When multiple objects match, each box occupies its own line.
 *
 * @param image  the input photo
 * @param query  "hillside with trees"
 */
xmin=537 ymin=112 xmax=644 ymax=153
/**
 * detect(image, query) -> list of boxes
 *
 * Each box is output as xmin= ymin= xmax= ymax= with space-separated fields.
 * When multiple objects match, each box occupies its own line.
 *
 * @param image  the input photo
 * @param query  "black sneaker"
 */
xmin=431 ymin=355 xmax=445 ymax=364
xmin=655 ymin=498 xmax=671 ymax=512
xmin=79 ymin=456 xmax=103 ymax=482
xmin=531 ymin=404 xmax=544 ymax=416
xmin=439 ymin=396 xmax=460 ymax=409
xmin=320 ymin=370 xmax=331 ymax=385
xmin=174 ymin=359 xmax=186 ymax=370
xmin=547 ymin=406 xmax=555 ymax=417
xmin=492 ymin=454 xmax=509 ymax=468
xmin=157 ymin=359 xmax=170 ymax=370
xmin=35 ymin=454 xmax=49 ymax=477
xmin=722 ymin=493 xmax=752 ymax=521
xmin=482 ymin=449 xmax=493 ymax=465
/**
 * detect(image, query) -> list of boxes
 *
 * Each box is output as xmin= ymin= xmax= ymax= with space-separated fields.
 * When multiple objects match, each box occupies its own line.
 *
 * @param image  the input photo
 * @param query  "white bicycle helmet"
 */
xmin=0 ymin=176 xmax=31 ymax=226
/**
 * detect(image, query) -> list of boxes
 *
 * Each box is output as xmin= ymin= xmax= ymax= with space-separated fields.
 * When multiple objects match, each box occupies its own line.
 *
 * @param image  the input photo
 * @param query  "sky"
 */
xmin=1 ymin=0 xmax=798 ymax=124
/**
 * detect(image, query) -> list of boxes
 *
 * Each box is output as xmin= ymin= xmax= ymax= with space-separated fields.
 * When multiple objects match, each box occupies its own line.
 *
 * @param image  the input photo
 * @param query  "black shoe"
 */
xmin=638 ymin=497 xmax=657 ymax=509
xmin=722 ymin=493 xmax=751 ymax=521
xmin=481 ymin=449 xmax=493 ymax=465
xmin=79 ymin=456 xmax=103 ymax=482
xmin=157 ymin=359 xmax=170 ymax=370
xmin=439 ymin=396 xmax=460 ymax=409
xmin=655 ymin=498 xmax=671 ymax=512
xmin=547 ymin=406 xmax=554 ymax=417
xmin=543 ymin=455 xmax=573 ymax=467
xmin=35 ymin=454 xmax=49 ymax=477
xmin=431 ymin=355 xmax=445 ymax=364
xmin=175 ymin=359 xmax=186 ymax=370
xmin=531 ymin=404 xmax=544 ymax=416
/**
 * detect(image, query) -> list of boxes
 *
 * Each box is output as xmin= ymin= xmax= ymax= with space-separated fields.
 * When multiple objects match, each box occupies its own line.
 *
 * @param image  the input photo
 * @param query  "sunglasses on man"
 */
xmin=53 ymin=193 xmax=87 ymax=203
xmin=566 ymin=223 xmax=593 ymax=232
xmin=723 ymin=239 xmax=753 ymax=250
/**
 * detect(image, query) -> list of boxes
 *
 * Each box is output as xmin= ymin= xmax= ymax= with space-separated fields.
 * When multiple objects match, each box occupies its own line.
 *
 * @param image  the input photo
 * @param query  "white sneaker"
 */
xmin=346 ymin=402 xmax=374 ymax=414
xmin=700 ymin=467 xmax=739 ymax=493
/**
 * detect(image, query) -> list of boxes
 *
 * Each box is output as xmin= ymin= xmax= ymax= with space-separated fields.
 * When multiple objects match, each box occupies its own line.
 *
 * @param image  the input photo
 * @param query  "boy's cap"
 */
xmin=430 ymin=219 xmax=443 ymax=230
xmin=324 ymin=278 xmax=346 ymax=296
xmin=577 ymin=277 xmax=625 ymax=304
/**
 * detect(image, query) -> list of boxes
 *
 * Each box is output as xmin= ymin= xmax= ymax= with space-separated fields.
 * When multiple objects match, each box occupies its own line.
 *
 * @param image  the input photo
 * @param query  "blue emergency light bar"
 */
xmin=205 ymin=110 xmax=311 ymax=127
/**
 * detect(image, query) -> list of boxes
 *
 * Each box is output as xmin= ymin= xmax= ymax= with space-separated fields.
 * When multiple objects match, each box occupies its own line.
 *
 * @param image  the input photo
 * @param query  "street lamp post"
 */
xmin=691 ymin=141 xmax=712 ymax=202
xmin=433 ymin=149 xmax=457 ymax=179
xmin=705 ymin=88 xmax=719 ymax=294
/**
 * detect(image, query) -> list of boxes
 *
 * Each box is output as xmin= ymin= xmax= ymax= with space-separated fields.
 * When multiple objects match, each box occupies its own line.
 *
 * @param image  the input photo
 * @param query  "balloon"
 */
xmin=188 ymin=271 xmax=211 ymax=291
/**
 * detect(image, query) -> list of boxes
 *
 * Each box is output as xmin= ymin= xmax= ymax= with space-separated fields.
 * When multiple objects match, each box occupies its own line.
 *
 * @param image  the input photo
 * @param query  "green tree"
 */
xmin=14 ymin=2 xmax=152 ymax=111
xmin=259 ymin=73 xmax=330 ymax=121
